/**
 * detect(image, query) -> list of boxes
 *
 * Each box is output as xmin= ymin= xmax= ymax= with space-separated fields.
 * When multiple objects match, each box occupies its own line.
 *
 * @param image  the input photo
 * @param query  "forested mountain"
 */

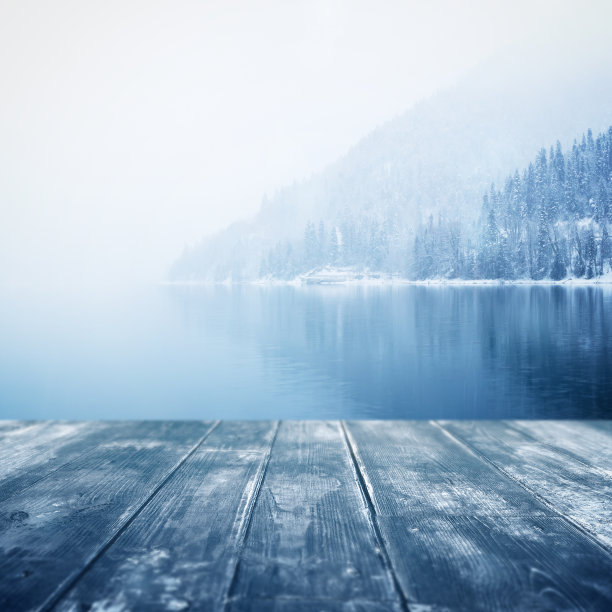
xmin=259 ymin=127 xmax=612 ymax=281
xmin=414 ymin=127 xmax=612 ymax=280
xmin=170 ymin=42 xmax=612 ymax=282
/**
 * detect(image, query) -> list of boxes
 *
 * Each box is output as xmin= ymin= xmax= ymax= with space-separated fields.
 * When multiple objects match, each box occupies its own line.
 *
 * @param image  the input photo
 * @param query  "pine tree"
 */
xmin=303 ymin=222 xmax=318 ymax=270
xmin=259 ymin=126 xmax=612 ymax=281
xmin=329 ymin=227 xmax=340 ymax=265
xmin=533 ymin=217 xmax=549 ymax=280
xmin=317 ymin=221 xmax=327 ymax=265
xmin=573 ymin=227 xmax=586 ymax=277
xmin=601 ymin=224 xmax=611 ymax=272
xmin=585 ymin=228 xmax=597 ymax=278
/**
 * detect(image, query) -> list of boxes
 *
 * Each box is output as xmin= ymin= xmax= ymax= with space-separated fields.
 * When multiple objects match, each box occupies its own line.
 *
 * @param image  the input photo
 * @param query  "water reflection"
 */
xmin=170 ymin=285 xmax=612 ymax=419
xmin=0 ymin=285 xmax=610 ymax=419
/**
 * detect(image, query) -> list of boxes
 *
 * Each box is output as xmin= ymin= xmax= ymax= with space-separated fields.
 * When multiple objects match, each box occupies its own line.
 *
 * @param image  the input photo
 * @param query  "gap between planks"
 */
xmin=222 ymin=420 xmax=281 ymax=611
xmin=5 ymin=420 xmax=609 ymax=611
xmin=503 ymin=420 xmax=612 ymax=479
xmin=431 ymin=420 xmax=612 ymax=557
xmin=340 ymin=421 xmax=411 ymax=612
xmin=39 ymin=420 xmax=223 ymax=612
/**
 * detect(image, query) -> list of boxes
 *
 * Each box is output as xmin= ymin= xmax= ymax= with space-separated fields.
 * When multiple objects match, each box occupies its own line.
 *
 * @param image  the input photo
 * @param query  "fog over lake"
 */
xmin=1 ymin=285 xmax=609 ymax=420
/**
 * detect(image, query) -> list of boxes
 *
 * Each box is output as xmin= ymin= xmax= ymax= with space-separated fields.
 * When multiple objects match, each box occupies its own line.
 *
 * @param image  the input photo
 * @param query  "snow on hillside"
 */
xmin=170 ymin=39 xmax=612 ymax=283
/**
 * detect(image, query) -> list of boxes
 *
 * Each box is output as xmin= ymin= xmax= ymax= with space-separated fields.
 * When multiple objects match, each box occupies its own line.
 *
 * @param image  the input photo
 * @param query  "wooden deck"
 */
xmin=0 ymin=421 xmax=611 ymax=611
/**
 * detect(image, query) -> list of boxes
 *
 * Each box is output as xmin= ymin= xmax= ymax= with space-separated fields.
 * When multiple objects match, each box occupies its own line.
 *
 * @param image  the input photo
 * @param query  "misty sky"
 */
xmin=1 ymin=0 xmax=610 ymax=285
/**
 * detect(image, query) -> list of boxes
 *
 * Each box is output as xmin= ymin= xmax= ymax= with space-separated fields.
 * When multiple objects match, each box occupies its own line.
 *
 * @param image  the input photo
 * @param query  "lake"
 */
xmin=0 ymin=284 xmax=610 ymax=419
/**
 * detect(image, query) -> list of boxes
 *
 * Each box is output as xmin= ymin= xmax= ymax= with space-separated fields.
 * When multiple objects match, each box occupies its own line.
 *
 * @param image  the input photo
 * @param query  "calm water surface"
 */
xmin=0 ymin=285 xmax=610 ymax=419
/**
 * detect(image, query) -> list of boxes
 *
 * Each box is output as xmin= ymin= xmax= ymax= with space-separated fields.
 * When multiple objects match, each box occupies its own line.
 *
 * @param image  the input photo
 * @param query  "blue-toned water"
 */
xmin=0 ymin=285 xmax=610 ymax=419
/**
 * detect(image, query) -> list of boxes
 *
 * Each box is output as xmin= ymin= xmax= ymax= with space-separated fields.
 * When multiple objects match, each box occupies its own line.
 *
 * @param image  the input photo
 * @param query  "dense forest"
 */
xmin=258 ymin=127 xmax=612 ymax=281
xmin=169 ymin=47 xmax=612 ymax=283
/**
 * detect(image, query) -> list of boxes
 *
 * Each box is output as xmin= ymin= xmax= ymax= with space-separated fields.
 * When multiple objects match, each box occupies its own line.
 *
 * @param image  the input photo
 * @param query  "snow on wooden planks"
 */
xmin=345 ymin=420 xmax=612 ymax=611
xmin=54 ymin=421 xmax=279 ymax=611
xmin=0 ymin=421 xmax=218 ymax=610
xmin=439 ymin=420 xmax=612 ymax=549
xmin=226 ymin=421 xmax=403 ymax=611
xmin=1 ymin=420 xmax=611 ymax=611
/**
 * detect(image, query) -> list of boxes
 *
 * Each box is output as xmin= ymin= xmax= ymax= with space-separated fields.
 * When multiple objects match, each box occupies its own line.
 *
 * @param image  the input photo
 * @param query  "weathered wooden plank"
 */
xmin=53 ymin=421 xmax=278 ymax=612
xmin=345 ymin=421 xmax=547 ymax=518
xmin=439 ymin=420 xmax=612 ymax=549
xmin=0 ymin=421 xmax=35 ymax=436
xmin=234 ymin=598 xmax=400 ymax=611
xmin=0 ymin=420 xmax=216 ymax=611
xmin=508 ymin=420 xmax=612 ymax=476
xmin=375 ymin=514 xmax=612 ymax=612
xmin=0 ymin=421 xmax=167 ymax=503
xmin=345 ymin=420 xmax=612 ymax=611
xmin=0 ymin=421 xmax=99 ymax=484
xmin=227 ymin=421 xmax=403 ymax=611
xmin=582 ymin=420 xmax=612 ymax=434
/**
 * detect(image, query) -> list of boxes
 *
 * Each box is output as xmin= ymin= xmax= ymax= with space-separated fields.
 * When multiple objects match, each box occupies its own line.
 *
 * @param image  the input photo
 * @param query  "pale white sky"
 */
xmin=0 ymin=0 xmax=609 ymax=285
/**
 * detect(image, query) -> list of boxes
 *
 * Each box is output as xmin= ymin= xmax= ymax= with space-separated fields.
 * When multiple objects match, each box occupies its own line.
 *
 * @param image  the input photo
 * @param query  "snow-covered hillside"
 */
xmin=170 ymin=40 xmax=612 ymax=282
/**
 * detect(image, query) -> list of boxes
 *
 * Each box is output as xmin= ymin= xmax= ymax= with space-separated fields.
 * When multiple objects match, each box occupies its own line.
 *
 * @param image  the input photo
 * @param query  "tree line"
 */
xmin=260 ymin=126 xmax=612 ymax=280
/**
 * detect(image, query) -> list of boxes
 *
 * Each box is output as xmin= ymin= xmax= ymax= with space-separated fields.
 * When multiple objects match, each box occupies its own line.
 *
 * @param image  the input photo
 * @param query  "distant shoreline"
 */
xmin=164 ymin=275 xmax=612 ymax=287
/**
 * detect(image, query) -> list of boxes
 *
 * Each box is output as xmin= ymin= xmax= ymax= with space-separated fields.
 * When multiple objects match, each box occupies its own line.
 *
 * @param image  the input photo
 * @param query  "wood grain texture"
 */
xmin=0 ymin=420 xmax=216 ymax=611
xmin=345 ymin=420 xmax=612 ymax=611
xmin=344 ymin=421 xmax=547 ymax=518
xmin=233 ymin=598 xmax=401 ymax=611
xmin=54 ymin=421 xmax=278 ymax=612
xmin=0 ymin=422 xmax=101 ymax=494
xmin=508 ymin=420 xmax=612 ymax=476
xmin=1 ymin=420 xmax=611 ymax=611
xmin=227 ymin=421 xmax=403 ymax=611
xmin=438 ymin=420 xmax=612 ymax=549
xmin=0 ymin=421 xmax=34 ymax=436
xmin=375 ymin=514 xmax=612 ymax=612
xmin=0 ymin=421 xmax=174 ymax=504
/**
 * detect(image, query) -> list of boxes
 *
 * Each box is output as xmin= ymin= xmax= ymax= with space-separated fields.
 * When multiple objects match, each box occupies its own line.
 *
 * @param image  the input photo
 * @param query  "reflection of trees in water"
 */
xmin=263 ymin=286 xmax=611 ymax=418
xmin=475 ymin=286 xmax=611 ymax=417
xmin=170 ymin=285 xmax=612 ymax=419
xmin=255 ymin=287 xmax=503 ymax=418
